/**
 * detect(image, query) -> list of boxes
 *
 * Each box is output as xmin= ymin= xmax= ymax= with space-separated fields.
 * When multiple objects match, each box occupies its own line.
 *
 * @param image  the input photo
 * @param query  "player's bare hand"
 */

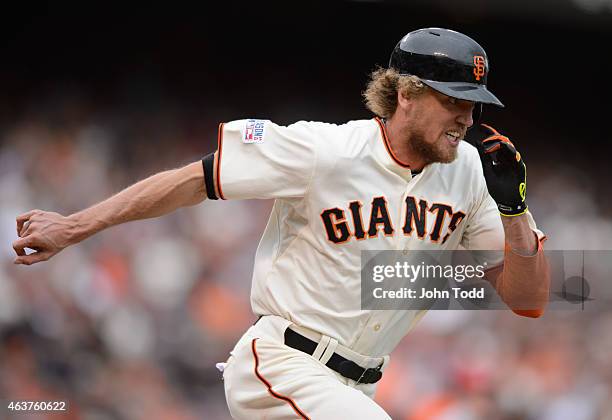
xmin=13 ymin=210 xmax=74 ymax=265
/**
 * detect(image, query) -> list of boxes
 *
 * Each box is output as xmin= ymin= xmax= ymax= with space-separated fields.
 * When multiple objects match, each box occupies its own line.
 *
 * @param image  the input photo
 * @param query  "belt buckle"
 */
xmin=356 ymin=362 xmax=383 ymax=385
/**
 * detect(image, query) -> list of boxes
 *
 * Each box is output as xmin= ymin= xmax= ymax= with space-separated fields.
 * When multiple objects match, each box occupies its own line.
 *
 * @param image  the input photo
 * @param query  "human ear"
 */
xmin=397 ymin=88 xmax=412 ymax=111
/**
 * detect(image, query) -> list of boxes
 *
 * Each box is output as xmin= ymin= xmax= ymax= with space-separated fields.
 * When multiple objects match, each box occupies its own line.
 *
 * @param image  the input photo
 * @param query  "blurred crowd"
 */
xmin=1 ymin=93 xmax=611 ymax=420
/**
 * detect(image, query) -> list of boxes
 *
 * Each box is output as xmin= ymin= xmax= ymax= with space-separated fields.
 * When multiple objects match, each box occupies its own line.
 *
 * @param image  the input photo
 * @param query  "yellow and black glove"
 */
xmin=465 ymin=124 xmax=527 ymax=216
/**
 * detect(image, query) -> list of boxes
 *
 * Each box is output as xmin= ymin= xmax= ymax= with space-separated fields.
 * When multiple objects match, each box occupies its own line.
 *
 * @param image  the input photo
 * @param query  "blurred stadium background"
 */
xmin=1 ymin=2 xmax=611 ymax=419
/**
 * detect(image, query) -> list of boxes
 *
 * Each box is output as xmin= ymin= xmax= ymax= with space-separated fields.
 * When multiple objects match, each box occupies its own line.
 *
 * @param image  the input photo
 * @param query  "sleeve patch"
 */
xmin=242 ymin=119 xmax=267 ymax=144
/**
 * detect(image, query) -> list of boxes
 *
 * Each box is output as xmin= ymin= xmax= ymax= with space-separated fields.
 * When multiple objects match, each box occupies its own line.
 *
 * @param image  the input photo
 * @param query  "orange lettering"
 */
xmin=473 ymin=56 xmax=485 ymax=81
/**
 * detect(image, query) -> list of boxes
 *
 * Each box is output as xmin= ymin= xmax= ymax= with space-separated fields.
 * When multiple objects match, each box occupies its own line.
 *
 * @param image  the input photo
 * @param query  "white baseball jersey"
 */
xmin=208 ymin=117 xmax=542 ymax=358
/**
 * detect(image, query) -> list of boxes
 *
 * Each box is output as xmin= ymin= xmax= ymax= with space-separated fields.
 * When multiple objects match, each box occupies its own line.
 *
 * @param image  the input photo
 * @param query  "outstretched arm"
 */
xmin=13 ymin=161 xmax=206 ymax=265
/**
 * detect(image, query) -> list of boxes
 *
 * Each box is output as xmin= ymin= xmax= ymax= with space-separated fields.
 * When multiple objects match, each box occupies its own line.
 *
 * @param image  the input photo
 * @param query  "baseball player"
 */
xmin=13 ymin=28 xmax=550 ymax=419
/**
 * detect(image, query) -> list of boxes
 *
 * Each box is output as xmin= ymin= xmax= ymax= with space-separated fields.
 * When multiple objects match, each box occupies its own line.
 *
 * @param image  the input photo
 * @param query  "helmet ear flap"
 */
xmin=473 ymin=103 xmax=483 ymax=124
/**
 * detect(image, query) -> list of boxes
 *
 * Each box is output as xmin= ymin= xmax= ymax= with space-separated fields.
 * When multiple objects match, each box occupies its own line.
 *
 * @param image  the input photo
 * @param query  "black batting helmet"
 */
xmin=389 ymin=28 xmax=503 ymax=107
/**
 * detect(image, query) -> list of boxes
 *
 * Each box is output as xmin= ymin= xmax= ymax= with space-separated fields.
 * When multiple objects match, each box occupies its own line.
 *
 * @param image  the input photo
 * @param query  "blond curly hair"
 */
xmin=362 ymin=68 xmax=428 ymax=119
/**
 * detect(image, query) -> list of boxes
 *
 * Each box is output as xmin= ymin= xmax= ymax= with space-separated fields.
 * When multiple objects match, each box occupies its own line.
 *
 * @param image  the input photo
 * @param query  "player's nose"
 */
xmin=456 ymin=105 xmax=474 ymax=129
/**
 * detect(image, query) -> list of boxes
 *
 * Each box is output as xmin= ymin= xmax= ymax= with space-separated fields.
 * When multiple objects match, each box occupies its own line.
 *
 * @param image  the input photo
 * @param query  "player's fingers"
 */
xmin=21 ymin=221 xmax=40 ymax=238
xmin=14 ymin=251 xmax=52 ymax=266
xmin=18 ymin=222 xmax=29 ymax=237
xmin=484 ymin=139 xmax=516 ymax=155
xmin=484 ymin=143 xmax=501 ymax=154
xmin=482 ymin=134 xmax=513 ymax=146
xmin=498 ymin=141 xmax=518 ymax=157
xmin=12 ymin=239 xmax=27 ymax=256
xmin=16 ymin=210 xmax=39 ymax=237
xmin=480 ymin=123 xmax=501 ymax=135
xmin=16 ymin=210 xmax=38 ymax=222
xmin=18 ymin=222 xmax=34 ymax=238
xmin=491 ymin=142 xmax=520 ymax=167
xmin=12 ymin=235 xmax=42 ymax=257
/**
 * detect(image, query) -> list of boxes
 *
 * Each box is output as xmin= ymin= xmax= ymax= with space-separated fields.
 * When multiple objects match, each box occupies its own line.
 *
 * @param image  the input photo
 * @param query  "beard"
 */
xmin=407 ymin=129 xmax=458 ymax=166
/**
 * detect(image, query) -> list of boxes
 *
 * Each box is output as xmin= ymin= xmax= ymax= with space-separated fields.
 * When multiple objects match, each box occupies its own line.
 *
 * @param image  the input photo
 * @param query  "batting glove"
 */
xmin=465 ymin=124 xmax=527 ymax=216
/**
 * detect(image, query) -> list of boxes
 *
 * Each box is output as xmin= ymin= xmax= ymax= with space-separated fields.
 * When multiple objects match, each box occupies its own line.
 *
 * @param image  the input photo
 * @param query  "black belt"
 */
xmin=284 ymin=328 xmax=383 ymax=384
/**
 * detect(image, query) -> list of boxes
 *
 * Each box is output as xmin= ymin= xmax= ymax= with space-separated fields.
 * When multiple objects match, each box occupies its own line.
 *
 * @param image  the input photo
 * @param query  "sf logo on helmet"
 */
xmin=473 ymin=56 xmax=486 ymax=81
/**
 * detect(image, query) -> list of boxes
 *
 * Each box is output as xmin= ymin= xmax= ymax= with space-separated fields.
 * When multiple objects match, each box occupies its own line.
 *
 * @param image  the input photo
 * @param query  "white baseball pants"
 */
xmin=220 ymin=315 xmax=391 ymax=420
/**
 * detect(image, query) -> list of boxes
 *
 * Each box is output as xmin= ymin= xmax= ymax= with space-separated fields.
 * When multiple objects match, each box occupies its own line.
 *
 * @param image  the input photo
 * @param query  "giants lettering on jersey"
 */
xmin=320 ymin=195 xmax=466 ymax=245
